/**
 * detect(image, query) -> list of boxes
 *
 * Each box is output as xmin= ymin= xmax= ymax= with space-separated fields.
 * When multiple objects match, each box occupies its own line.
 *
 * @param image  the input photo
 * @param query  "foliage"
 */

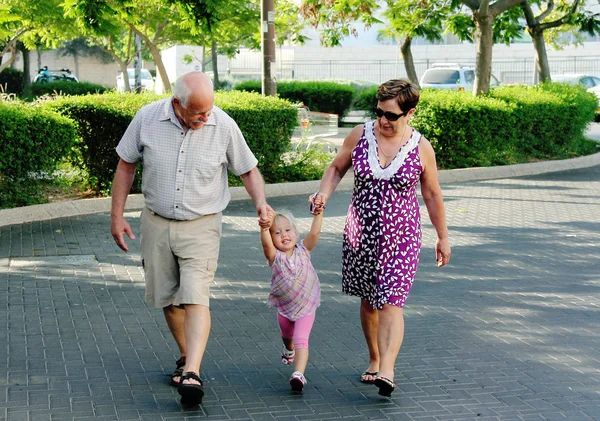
xmin=411 ymin=83 xmax=597 ymax=169
xmin=412 ymin=90 xmax=519 ymax=168
xmin=0 ymin=100 xmax=78 ymax=208
xmin=0 ymin=67 xmax=23 ymax=95
xmin=40 ymin=91 xmax=297 ymax=194
xmin=234 ymin=80 xmax=355 ymax=117
xmin=352 ymin=85 xmax=377 ymax=111
xmin=29 ymin=81 xmax=110 ymax=98
xmin=213 ymin=91 xmax=298 ymax=181
xmin=299 ymin=0 xmax=381 ymax=47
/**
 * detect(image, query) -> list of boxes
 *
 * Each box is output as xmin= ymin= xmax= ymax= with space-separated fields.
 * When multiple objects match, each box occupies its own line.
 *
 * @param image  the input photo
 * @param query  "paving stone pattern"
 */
xmin=0 ymin=166 xmax=599 ymax=421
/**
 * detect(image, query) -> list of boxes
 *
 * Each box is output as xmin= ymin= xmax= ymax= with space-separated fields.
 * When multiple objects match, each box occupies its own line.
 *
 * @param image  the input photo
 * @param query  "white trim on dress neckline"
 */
xmin=365 ymin=120 xmax=421 ymax=180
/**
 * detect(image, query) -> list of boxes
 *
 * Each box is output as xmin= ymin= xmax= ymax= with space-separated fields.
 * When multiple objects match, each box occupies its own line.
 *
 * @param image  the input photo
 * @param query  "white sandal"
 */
xmin=290 ymin=371 xmax=307 ymax=391
xmin=281 ymin=346 xmax=295 ymax=365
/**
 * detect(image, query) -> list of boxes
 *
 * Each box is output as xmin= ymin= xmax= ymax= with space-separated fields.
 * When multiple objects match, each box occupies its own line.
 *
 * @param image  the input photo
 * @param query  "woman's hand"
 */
xmin=435 ymin=237 xmax=451 ymax=267
xmin=308 ymin=192 xmax=326 ymax=215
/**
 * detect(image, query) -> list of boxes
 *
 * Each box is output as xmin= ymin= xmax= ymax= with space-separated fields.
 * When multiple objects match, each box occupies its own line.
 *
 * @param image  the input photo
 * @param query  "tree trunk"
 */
xmin=73 ymin=53 xmax=80 ymax=80
xmin=36 ymin=48 xmax=42 ymax=72
xmin=473 ymin=9 xmax=494 ymax=95
xmin=148 ymin=43 xmax=171 ymax=93
xmin=211 ymin=40 xmax=219 ymax=87
xmin=400 ymin=36 xmax=419 ymax=88
xmin=18 ymin=43 xmax=31 ymax=91
xmin=531 ymin=29 xmax=551 ymax=82
xmin=121 ymin=62 xmax=131 ymax=92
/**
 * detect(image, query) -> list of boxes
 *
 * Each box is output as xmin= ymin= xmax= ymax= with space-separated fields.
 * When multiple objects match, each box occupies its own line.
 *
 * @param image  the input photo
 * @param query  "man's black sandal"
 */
xmin=178 ymin=372 xmax=204 ymax=405
xmin=169 ymin=357 xmax=186 ymax=387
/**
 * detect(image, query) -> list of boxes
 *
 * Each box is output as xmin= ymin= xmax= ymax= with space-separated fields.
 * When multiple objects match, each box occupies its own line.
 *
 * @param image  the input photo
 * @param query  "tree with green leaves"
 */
xmin=0 ymin=0 xmax=71 ymax=73
xmin=521 ymin=0 xmax=600 ymax=82
xmin=379 ymin=0 xmax=453 ymax=87
xmin=456 ymin=0 xmax=524 ymax=94
xmin=64 ymin=0 xmax=197 ymax=93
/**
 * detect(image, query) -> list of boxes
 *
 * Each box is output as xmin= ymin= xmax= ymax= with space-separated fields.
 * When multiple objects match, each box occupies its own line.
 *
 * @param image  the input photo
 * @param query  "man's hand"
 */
xmin=111 ymin=216 xmax=136 ymax=252
xmin=257 ymin=204 xmax=275 ymax=230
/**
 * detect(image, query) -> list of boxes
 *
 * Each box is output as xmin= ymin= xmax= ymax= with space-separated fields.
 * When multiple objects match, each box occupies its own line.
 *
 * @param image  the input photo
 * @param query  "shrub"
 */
xmin=491 ymin=83 xmax=597 ymax=156
xmin=43 ymin=92 xmax=164 ymax=194
xmin=0 ymin=101 xmax=78 ymax=207
xmin=43 ymin=91 xmax=297 ymax=194
xmin=214 ymin=91 xmax=298 ymax=181
xmin=412 ymin=90 xmax=518 ymax=168
xmin=30 ymin=81 xmax=110 ymax=98
xmin=234 ymin=80 xmax=355 ymax=117
xmin=0 ymin=68 xmax=24 ymax=95
xmin=352 ymin=86 xmax=378 ymax=112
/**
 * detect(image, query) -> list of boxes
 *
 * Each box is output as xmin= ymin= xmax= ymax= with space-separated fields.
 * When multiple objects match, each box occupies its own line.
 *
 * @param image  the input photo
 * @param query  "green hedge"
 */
xmin=354 ymin=83 xmax=597 ymax=169
xmin=0 ymin=68 xmax=24 ymax=95
xmin=43 ymin=91 xmax=297 ymax=194
xmin=0 ymin=101 xmax=78 ymax=207
xmin=412 ymin=91 xmax=519 ymax=168
xmin=234 ymin=80 xmax=355 ymax=117
xmin=30 ymin=81 xmax=110 ymax=97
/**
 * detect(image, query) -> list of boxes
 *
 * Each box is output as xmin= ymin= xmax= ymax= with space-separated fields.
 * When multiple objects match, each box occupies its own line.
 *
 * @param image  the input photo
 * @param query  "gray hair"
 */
xmin=173 ymin=71 xmax=213 ymax=107
xmin=273 ymin=210 xmax=299 ymax=234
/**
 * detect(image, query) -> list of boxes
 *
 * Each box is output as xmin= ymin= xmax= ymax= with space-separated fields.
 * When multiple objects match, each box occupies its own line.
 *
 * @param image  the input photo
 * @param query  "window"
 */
xmin=422 ymin=69 xmax=460 ymax=84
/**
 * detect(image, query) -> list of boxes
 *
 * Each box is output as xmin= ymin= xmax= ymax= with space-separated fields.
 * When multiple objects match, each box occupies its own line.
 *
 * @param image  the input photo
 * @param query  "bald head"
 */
xmin=173 ymin=71 xmax=214 ymax=107
xmin=172 ymin=72 xmax=215 ymax=131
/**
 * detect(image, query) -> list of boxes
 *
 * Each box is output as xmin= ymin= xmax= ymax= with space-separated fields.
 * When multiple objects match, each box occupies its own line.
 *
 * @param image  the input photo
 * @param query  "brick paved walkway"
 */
xmin=1 ymin=165 xmax=599 ymax=421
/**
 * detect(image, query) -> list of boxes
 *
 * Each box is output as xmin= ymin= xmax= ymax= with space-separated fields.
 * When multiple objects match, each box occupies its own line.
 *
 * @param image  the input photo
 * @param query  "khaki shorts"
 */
xmin=140 ymin=207 xmax=221 ymax=308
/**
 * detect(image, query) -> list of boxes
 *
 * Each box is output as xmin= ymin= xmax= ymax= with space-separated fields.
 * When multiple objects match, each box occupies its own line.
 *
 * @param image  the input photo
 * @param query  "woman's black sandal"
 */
xmin=178 ymin=372 xmax=204 ymax=405
xmin=360 ymin=371 xmax=379 ymax=384
xmin=169 ymin=357 xmax=186 ymax=387
xmin=373 ymin=376 xmax=395 ymax=397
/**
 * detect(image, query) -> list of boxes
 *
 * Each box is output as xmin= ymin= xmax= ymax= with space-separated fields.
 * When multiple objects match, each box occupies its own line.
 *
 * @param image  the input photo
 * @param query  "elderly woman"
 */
xmin=311 ymin=79 xmax=451 ymax=397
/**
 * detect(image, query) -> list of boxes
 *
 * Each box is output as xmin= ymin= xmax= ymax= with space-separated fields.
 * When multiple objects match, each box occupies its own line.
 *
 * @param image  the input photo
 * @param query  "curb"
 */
xmin=1 ymin=152 xmax=599 ymax=227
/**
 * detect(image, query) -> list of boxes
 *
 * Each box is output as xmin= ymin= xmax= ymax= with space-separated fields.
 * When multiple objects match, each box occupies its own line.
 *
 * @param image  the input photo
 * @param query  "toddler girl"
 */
xmin=259 ymin=202 xmax=323 ymax=392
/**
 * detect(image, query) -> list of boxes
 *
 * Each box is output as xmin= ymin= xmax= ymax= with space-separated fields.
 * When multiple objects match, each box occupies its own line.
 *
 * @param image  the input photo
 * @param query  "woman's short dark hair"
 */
xmin=377 ymin=79 xmax=420 ymax=112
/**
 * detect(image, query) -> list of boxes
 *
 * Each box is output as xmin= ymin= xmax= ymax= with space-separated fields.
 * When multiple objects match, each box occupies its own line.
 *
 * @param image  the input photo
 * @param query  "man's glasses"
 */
xmin=372 ymin=107 xmax=408 ymax=121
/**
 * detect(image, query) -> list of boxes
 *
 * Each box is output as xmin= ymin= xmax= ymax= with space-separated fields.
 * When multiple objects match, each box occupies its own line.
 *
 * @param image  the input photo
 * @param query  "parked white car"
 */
xmin=116 ymin=68 xmax=155 ymax=92
xmin=420 ymin=63 xmax=500 ymax=91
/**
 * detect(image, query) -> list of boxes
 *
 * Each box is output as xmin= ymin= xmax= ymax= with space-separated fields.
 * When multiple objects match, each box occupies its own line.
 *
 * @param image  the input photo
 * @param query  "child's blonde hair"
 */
xmin=272 ymin=210 xmax=299 ymax=234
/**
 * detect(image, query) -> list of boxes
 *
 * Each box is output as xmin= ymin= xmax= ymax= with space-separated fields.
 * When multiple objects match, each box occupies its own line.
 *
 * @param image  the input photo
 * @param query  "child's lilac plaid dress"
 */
xmin=268 ymin=241 xmax=320 ymax=321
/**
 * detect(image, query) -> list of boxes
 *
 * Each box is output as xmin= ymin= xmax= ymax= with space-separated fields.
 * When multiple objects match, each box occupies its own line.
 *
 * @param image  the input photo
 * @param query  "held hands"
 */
xmin=258 ymin=205 xmax=275 ymax=231
xmin=308 ymin=192 xmax=325 ymax=215
xmin=435 ymin=237 xmax=451 ymax=268
xmin=111 ymin=216 xmax=135 ymax=252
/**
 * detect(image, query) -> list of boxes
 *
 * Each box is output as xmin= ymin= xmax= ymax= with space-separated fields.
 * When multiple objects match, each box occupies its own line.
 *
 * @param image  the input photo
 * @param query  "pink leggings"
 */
xmin=278 ymin=312 xmax=316 ymax=349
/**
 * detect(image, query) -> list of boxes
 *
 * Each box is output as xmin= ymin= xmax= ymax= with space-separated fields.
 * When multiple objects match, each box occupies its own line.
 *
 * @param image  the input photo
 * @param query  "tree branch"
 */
xmin=537 ymin=0 xmax=555 ymax=22
xmin=460 ymin=0 xmax=481 ymax=10
xmin=521 ymin=1 xmax=537 ymax=28
xmin=538 ymin=0 xmax=581 ymax=30
xmin=490 ymin=0 xmax=524 ymax=16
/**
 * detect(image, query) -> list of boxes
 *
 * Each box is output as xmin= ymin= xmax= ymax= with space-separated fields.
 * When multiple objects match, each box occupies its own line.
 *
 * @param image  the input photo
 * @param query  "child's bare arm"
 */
xmin=303 ymin=212 xmax=323 ymax=252
xmin=259 ymin=213 xmax=276 ymax=265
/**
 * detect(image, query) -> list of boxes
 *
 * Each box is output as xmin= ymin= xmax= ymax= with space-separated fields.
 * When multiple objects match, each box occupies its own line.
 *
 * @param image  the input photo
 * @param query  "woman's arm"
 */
xmin=303 ymin=212 xmax=324 ymax=252
xmin=419 ymin=138 xmax=451 ymax=267
xmin=313 ymin=125 xmax=363 ymax=213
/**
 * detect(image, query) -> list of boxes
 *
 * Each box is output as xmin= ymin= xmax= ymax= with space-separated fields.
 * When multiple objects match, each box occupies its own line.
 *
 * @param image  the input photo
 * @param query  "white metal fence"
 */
xmin=223 ymin=56 xmax=600 ymax=85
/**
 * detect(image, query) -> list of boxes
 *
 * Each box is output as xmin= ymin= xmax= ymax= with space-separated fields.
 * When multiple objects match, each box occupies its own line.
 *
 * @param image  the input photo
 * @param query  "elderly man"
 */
xmin=110 ymin=71 xmax=271 ymax=405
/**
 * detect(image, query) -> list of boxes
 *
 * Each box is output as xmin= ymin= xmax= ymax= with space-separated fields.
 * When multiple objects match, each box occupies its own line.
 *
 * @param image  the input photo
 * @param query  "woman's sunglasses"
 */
xmin=372 ymin=107 xmax=408 ymax=121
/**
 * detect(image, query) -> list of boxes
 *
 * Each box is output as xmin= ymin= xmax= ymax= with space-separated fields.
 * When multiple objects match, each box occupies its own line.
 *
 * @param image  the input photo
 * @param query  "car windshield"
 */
xmin=126 ymin=69 xmax=151 ymax=80
xmin=422 ymin=69 xmax=461 ymax=84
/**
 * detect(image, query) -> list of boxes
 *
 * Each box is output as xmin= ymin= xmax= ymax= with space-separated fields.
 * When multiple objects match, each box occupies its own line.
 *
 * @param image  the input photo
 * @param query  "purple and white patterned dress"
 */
xmin=342 ymin=120 xmax=423 ymax=309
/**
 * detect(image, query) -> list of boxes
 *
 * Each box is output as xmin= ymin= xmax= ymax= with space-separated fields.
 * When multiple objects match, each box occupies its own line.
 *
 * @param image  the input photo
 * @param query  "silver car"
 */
xmin=420 ymin=64 xmax=500 ymax=91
